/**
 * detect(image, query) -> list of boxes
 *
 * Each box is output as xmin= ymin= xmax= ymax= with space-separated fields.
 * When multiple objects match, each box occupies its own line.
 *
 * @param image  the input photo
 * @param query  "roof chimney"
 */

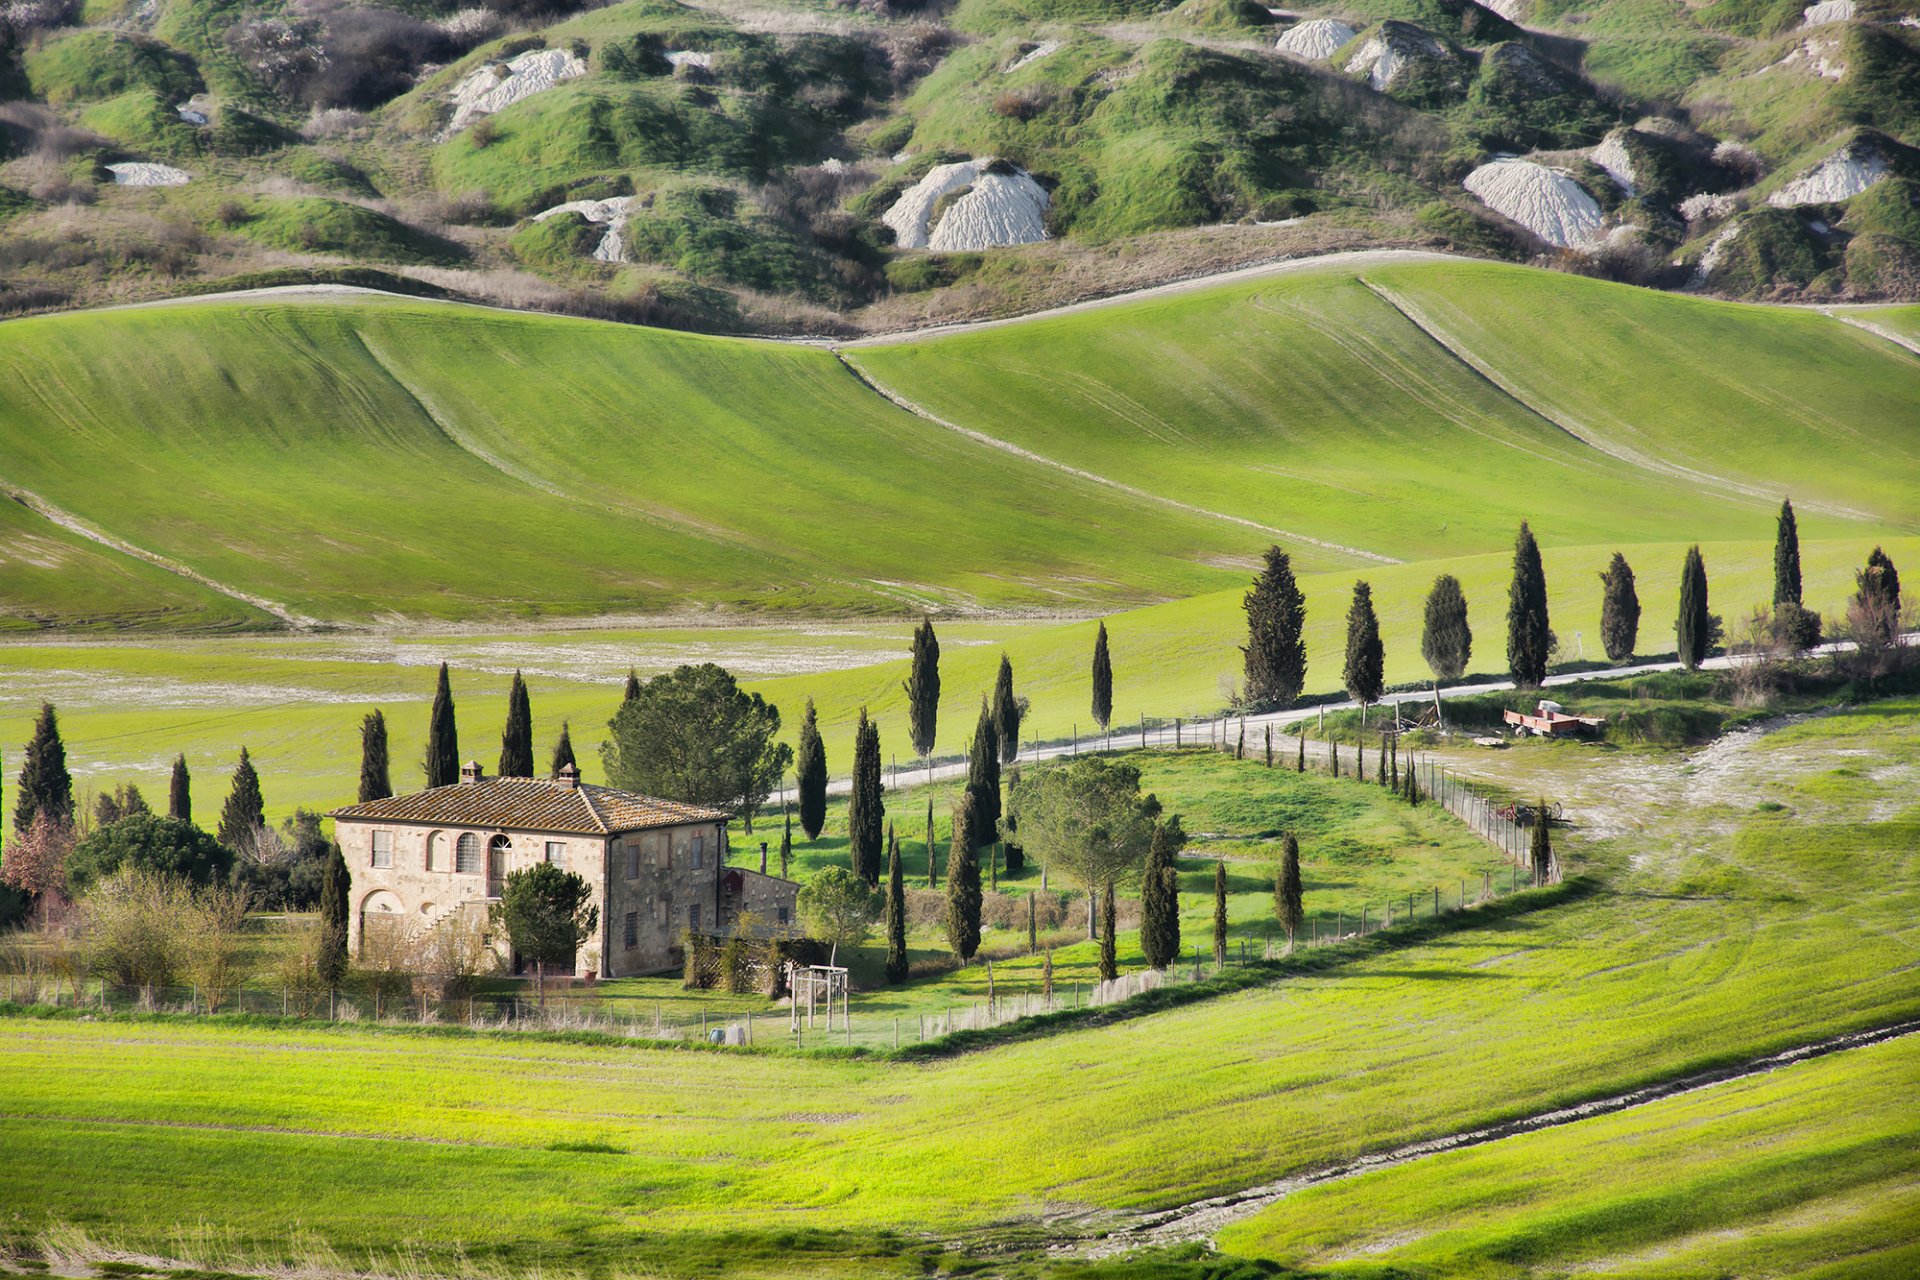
xmin=459 ymin=760 xmax=485 ymax=786
xmin=554 ymin=763 xmax=580 ymax=790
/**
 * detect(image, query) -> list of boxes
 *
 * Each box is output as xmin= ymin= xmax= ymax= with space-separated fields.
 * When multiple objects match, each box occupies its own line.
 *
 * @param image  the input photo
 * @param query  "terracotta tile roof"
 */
xmin=331 ymin=776 xmax=730 ymax=835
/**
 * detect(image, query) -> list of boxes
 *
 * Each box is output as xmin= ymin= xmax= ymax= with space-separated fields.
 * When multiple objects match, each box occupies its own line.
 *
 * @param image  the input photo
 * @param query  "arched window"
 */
xmin=455 ymin=833 xmax=481 ymax=875
xmin=487 ymin=835 xmax=511 ymax=898
xmin=426 ymin=831 xmax=447 ymax=872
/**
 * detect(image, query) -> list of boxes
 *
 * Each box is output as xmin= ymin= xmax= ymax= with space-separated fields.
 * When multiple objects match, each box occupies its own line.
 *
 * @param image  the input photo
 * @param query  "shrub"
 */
xmin=67 ymin=813 xmax=234 ymax=893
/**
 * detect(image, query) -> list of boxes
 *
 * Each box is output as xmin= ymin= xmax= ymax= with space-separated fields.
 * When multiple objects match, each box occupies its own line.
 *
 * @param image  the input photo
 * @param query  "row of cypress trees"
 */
xmin=367 ymin=663 xmax=579 ymax=802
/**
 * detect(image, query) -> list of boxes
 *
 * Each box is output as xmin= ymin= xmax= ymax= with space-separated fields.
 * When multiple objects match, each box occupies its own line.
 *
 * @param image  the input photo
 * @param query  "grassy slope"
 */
xmin=1 ymin=696 xmax=1915 ymax=1274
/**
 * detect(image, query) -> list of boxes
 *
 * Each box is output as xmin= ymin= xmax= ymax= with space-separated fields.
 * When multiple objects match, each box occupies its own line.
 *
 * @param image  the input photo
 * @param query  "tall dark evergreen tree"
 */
xmin=847 ymin=708 xmax=885 ymax=886
xmin=925 ymin=796 xmax=937 ymax=889
xmin=1027 ymin=892 xmax=1037 ymax=953
xmin=317 ymin=844 xmax=351 ymax=989
xmin=425 ymin=662 xmax=459 ymax=788
xmin=1140 ymin=815 xmax=1185 ymax=968
xmin=550 ymin=722 xmax=577 ymax=776
xmin=358 ymin=710 xmax=392 ymax=803
xmin=1212 ymin=859 xmax=1228 ymax=966
xmin=1677 ymin=545 xmax=1710 ymax=671
xmin=168 ymin=754 xmax=191 ymax=825
xmin=1090 ymin=622 xmax=1114 ymax=734
xmin=1861 ymin=545 xmax=1902 ymax=616
xmin=1506 ymin=522 xmax=1552 ymax=688
xmin=1599 ymin=552 xmax=1641 ymax=663
xmin=217 ymin=747 xmax=264 ymax=850
xmin=1098 ymin=882 xmax=1118 ymax=982
xmin=1296 ymin=728 xmax=1305 ymax=773
xmin=499 ymin=670 xmax=534 ymax=778
xmin=1242 ymin=547 xmax=1308 ymax=709
xmin=1774 ymin=498 xmax=1802 ymax=608
xmin=13 ymin=702 xmax=73 ymax=837
xmin=1343 ymin=581 xmax=1385 ymax=720
xmin=1530 ymin=802 xmax=1555 ymax=885
xmin=779 ymin=806 xmax=792 ymax=878
xmin=903 ymin=616 xmax=941 ymax=769
xmin=1274 ymin=833 xmax=1303 ymax=951
xmin=1421 ymin=574 xmax=1472 ymax=716
xmin=966 ymin=698 xmax=1000 ymax=856
xmin=623 ymin=668 xmax=642 ymax=704
xmin=991 ymin=654 xmax=1021 ymax=766
xmin=795 ymin=698 xmax=827 ymax=841
xmin=883 ymin=827 xmax=908 ymax=984
xmin=945 ymin=797 xmax=982 ymax=961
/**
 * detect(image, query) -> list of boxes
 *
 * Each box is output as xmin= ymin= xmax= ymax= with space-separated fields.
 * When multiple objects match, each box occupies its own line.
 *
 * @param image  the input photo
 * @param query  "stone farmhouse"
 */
xmin=331 ymin=761 xmax=798 ymax=978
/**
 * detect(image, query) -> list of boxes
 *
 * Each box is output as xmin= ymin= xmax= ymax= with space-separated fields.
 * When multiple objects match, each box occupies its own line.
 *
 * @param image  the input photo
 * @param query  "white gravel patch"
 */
xmin=106 ymin=162 xmax=191 ymax=186
xmin=449 ymin=47 xmax=586 ymax=132
xmin=1275 ymin=17 xmax=1354 ymax=60
xmin=1592 ymin=131 xmax=1636 ymax=195
xmin=1463 ymin=157 xmax=1604 ymax=249
xmin=1005 ymin=39 xmax=1061 ymax=73
xmin=532 ymin=194 xmax=638 ymax=262
xmin=1768 ymin=139 xmax=1889 ymax=206
xmin=1800 ymin=0 xmax=1854 ymax=25
xmin=666 ymin=49 xmax=712 ymax=70
xmin=883 ymin=158 xmax=1050 ymax=251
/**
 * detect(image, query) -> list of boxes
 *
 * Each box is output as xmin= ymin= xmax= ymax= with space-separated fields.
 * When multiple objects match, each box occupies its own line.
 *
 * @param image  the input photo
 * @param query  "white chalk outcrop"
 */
xmin=532 ymin=194 xmax=637 ymax=262
xmin=449 ymin=47 xmax=587 ymax=132
xmin=1275 ymin=18 xmax=1355 ymax=61
xmin=883 ymin=158 xmax=1050 ymax=251
xmin=1464 ymin=157 xmax=1604 ymax=248
xmin=1005 ymin=40 xmax=1061 ymax=73
xmin=1680 ymin=191 xmax=1738 ymax=222
xmin=1768 ymin=137 xmax=1890 ymax=206
xmin=1800 ymin=0 xmax=1853 ymax=25
xmin=107 ymin=162 xmax=190 ymax=186
xmin=1592 ymin=130 xmax=1636 ymax=195
xmin=1342 ymin=22 xmax=1462 ymax=95
xmin=666 ymin=50 xmax=712 ymax=71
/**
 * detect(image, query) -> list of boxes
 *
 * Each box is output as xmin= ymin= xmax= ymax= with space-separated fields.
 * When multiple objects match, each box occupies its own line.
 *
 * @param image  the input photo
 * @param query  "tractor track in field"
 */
xmin=1068 ymin=1017 xmax=1920 ymax=1254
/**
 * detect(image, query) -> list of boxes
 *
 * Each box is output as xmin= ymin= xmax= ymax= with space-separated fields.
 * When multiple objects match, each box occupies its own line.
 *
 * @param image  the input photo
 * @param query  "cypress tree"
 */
xmin=1859 ymin=546 xmax=1902 ymax=620
xmin=1212 ymin=860 xmax=1228 ymax=967
xmin=1274 ymin=833 xmax=1303 ymax=952
xmin=1506 ymin=522 xmax=1552 ymax=688
xmin=1098 ymin=882 xmax=1118 ymax=982
xmin=1404 ymin=755 xmax=1421 ymax=806
xmin=358 ymin=710 xmax=391 ymax=803
xmin=1530 ymin=802 xmax=1554 ymax=885
xmin=1329 ymin=735 xmax=1338 ymax=778
xmin=1421 ymin=574 xmax=1471 ymax=723
xmin=623 ymin=668 xmax=641 ymax=704
xmin=1378 ymin=736 xmax=1388 ymax=788
xmin=425 ymin=663 xmax=459 ymax=788
xmin=1599 ymin=552 xmax=1641 ymax=663
xmin=317 ymin=844 xmax=351 ymax=988
xmin=1356 ymin=731 xmax=1365 ymax=783
xmin=847 ymin=708 xmax=885 ymax=886
xmin=966 ymin=698 xmax=1001 ymax=856
xmin=1242 ymin=546 xmax=1308 ymax=709
xmin=168 ymin=754 xmax=191 ymax=825
xmin=550 ymin=721 xmax=577 ymax=776
xmin=1090 ymin=622 xmax=1114 ymax=734
xmin=13 ymin=702 xmax=73 ymax=837
xmin=903 ymin=616 xmax=941 ymax=767
xmin=218 ymin=747 xmax=264 ymax=850
xmin=1343 ymin=581 xmax=1386 ymax=721
xmin=1774 ymin=498 xmax=1802 ymax=608
xmin=1027 ymin=892 xmax=1038 ymax=953
xmin=945 ymin=797 xmax=982 ymax=961
xmin=883 ymin=827 xmax=908 ymax=984
xmin=991 ymin=654 xmax=1022 ymax=765
xmin=1296 ymin=727 xmax=1305 ymax=773
xmin=779 ymin=808 xmax=792 ymax=878
xmin=795 ymin=698 xmax=827 ymax=841
xmin=1677 ymin=545 xmax=1710 ymax=671
xmin=1140 ymin=815 xmax=1185 ymax=968
xmin=1264 ymin=725 xmax=1273 ymax=767
xmin=498 ymin=670 xmax=534 ymax=778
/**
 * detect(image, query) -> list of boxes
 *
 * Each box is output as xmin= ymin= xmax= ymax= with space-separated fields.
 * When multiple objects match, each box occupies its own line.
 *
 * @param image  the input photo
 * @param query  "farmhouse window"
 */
xmin=545 ymin=841 xmax=567 ymax=869
xmin=623 ymin=912 xmax=638 ymax=949
xmin=688 ymin=904 xmax=701 ymax=929
xmin=777 ymin=906 xmax=790 ymax=926
xmin=624 ymin=845 xmax=639 ymax=879
xmin=426 ymin=832 xmax=446 ymax=872
xmin=370 ymin=830 xmax=392 ymax=869
xmin=455 ymin=833 xmax=481 ymax=874
xmin=691 ymin=834 xmax=705 ymax=869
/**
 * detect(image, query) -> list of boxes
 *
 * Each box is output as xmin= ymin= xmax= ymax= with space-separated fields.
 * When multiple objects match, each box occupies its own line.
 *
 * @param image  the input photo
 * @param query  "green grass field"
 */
xmin=2 ymin=693 xmax=1914 ymax=1278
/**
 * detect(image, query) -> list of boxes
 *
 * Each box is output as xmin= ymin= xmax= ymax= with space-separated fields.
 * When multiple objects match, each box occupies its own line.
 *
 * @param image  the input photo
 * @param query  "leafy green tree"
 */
xmin=1140 ymin=815 xmax=1185 ymax=968
xmin=904 ymin=616 xmax=941 ymax=767
xmin=1677 ymin=545 xmax=1710 ymax=670
xmin=1343 ymin=581 xmax=1385 ymax=721
xmin=795 ymin=698 xmax=827 ymax=841
xmin=603 ymin=664 xmax=793 ymax=832
xmin=1091 ymin=622 xmax=1114 ymax=734
xmin=966 ymin=697 xmax=1001 ymax=858
xmin=359 ymin=710 xmax=391 ymax=803
xmin=217 ymin=747 xmax=264 ymax=852
xmin=67 ymin=814 xmax=234 ymax=892
xmin=1773 ymin=498 xmax=1802 ymax=607
xmin=499 ymin=670 xmax=535 ymax=778
xmin=1242 ymin=546 xmax=1308 ymax=710
xmin=168 ymin=755 xmax=191 ymax=824
xmin=1849 ymin=546 xmax=1903 ymax=648
xmin=1599 ymin=552 xmax=1640 ymax=663
xmin=318 ymin=845 xmax=350 ymax=988
xmin=1098 ymin=882 xmax=1117 ymax=982
xmin=945 ymin=797 xmax=982 ymax=961
xmin=550 ymin=721 xmax=577 ymax=776
xmin=1212 ymin=859 xmax=1228 ymax=966
xmin=992 ymin=654 xmax=1022 ymax=766
xmin=490 ymin=862 xmax=598 ymax=1007
xmin=1506 ymin=521 xmax=1551 ymax=688
xmin=425 ymin=662 xmax=460 ymax=788
xmin=1421 ymin=574 xmax=1471 ymax=720
xmin=13 ymin=702 xmax=73 ymax=837
xmin=1274 ymin=833 xmax=1303 ymax=952
xmin=846 ymin=707 xmax=884 ymax=885
xmin=883 ymin=828 xmax=908 ymax=984
xmin=798 ymin=866 xmax=876 ymax=953
xmin=1017 ymin=757 xmax=1159 ymax=939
